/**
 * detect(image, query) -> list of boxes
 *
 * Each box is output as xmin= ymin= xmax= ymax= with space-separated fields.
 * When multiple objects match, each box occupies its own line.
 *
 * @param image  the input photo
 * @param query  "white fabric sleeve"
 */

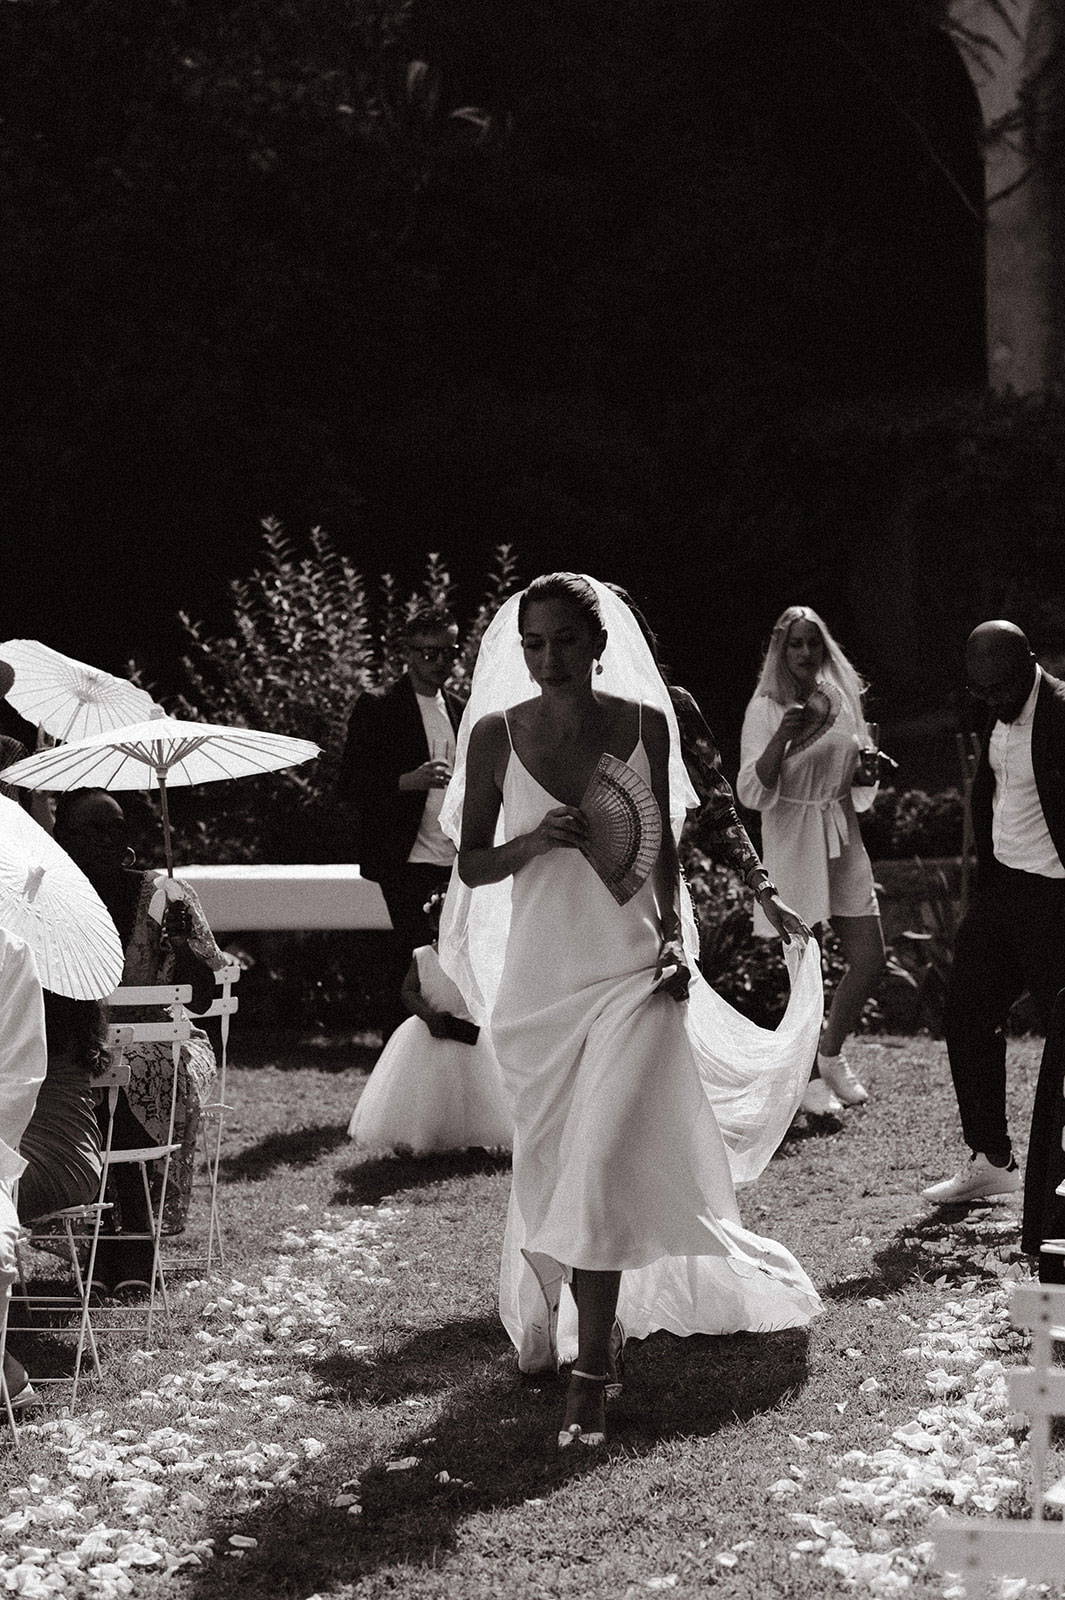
xmin=0 ymin=935 xmax=47 ymax=1169
xmin=850 ymin=780 xmax=878 ymax=814
xmin=737 ymin=696 xmax=783 ymax=812
xmin=0 ymin=1180 xmax=19 ymax=1283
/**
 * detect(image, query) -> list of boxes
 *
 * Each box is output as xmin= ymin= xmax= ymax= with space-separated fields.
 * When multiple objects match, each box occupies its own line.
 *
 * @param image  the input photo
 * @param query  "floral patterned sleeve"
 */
xmin=183 ymin=884 xmax=228 ymax=972
xmin=669 ymin=685 xmax=767 ymax=888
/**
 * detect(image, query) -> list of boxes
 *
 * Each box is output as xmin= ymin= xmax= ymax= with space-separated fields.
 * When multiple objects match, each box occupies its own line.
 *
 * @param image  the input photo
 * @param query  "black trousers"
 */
xmin=944 ymin=863 xmax=1065 ymax=1165
xmin=1022 ymin=988 xmax=1065 ymax=1269
xmin=375 ymin=862 xmax=454 ymax=1034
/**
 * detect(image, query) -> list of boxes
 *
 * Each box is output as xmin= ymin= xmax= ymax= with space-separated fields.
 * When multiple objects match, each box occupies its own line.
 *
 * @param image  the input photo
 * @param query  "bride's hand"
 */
xmin=527 ymin=806 xmax=588 ymax=855
xmin=653 ymin=936 xmax=691 ymax=1001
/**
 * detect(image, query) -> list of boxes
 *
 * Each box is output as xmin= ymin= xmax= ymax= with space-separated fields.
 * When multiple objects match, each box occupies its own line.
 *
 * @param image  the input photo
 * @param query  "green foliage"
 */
xmin=143 ymin=524 xmax=518 ymax=863
xmin=682 ymin=845 xmax=877 ymax=1031
xmin=859 ymin=786 xmax=965 ymax=860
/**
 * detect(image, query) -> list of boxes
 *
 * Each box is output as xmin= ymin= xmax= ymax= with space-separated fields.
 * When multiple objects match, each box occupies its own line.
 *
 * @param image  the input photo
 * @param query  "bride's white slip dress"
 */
xmin=491 ymin=709 xmax=822 ymax=1371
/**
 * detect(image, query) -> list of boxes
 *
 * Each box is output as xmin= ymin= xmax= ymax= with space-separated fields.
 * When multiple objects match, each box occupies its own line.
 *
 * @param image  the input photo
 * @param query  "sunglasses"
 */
xmin=410 ymin=645 xmax=461 ymax=663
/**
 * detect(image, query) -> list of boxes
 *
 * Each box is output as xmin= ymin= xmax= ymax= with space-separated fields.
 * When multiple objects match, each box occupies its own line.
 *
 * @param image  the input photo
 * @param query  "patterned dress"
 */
xmin=114 ymin=871 xmax=227 ymax=1231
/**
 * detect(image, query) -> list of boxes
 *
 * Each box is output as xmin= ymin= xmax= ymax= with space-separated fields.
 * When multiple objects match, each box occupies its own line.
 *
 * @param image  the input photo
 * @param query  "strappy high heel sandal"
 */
xmin=606 ymin=1318 xmax=626 ymax=1400
xmin=557 ymin=1370 xmax=608 ymax=1451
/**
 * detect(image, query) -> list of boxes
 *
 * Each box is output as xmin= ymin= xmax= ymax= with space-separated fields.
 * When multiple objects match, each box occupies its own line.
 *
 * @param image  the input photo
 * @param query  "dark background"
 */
xmin=3 ymin=0 xmax=1063 ymax=780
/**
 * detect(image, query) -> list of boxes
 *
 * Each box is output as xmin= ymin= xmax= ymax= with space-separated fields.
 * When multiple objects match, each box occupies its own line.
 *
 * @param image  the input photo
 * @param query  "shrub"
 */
xmin=681 ymin=844 xmax=879 ymax=1032
xmin=133 ymin=523 xmax=519 ymax=864
xmin=859 ymin=786 xmax=964 ymax=860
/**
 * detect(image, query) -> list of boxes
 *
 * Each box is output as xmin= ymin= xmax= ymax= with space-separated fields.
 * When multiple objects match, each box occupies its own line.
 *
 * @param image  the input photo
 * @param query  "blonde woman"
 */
xmin=738 ymin=607 xmax=885 ymax=1113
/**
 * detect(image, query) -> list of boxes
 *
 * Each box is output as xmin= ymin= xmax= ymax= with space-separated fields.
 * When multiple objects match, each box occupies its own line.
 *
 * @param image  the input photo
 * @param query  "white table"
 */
xmin=173 ymin=864 xmax=391 ymax=933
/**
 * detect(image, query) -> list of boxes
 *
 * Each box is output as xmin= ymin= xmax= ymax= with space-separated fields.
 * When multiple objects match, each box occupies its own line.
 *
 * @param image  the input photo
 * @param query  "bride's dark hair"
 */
xmin=518 ymin=573 xmax=603 ymax=636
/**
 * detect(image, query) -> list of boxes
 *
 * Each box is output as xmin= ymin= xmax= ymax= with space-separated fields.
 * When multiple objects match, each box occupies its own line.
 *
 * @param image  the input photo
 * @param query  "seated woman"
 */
xmin=17 ymin=992 xmax=105 ymax=1224
xmin=53 ymin=789 xmax=227 ymax=1290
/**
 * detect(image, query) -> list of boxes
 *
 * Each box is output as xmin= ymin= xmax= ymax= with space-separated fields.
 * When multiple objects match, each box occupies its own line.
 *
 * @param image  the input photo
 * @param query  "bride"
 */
xmin=440 ymin=573 xmax=824 ymax=1451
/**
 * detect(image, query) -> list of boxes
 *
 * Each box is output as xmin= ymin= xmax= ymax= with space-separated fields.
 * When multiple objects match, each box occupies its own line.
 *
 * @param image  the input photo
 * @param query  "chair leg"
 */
xmin=139 ymin=1162 xmax=171 ymax=1345
xmin=206 ymin=1112 xmax=226 ymax=1272
xmin=67 ymin=1217 xmax=102 ymax=1407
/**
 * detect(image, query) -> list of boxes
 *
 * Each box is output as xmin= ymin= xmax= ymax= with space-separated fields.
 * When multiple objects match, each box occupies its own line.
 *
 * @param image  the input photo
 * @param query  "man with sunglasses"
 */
xmin=339 ymin=608 xmax=465 ymax=1036
xmin=924 ymin=621 xmax=1065 ymax=1233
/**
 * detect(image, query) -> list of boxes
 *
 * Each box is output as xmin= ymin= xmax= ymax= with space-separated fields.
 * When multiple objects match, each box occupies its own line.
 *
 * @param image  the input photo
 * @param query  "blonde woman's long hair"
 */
xmin=754 ymin=606 xmax=868 ymax=727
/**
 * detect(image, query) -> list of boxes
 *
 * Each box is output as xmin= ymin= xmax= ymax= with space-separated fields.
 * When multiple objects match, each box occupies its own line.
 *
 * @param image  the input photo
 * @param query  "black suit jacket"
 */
xmin=337 ymin=675 xmax=464 ymax=881
xmin=972 ymin=670 xmax=1065 ymax=879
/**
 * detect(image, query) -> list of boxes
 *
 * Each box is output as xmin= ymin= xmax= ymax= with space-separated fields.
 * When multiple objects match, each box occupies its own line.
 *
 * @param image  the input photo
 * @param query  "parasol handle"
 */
xmin=157 ymin=766 xmax=175 ymax=877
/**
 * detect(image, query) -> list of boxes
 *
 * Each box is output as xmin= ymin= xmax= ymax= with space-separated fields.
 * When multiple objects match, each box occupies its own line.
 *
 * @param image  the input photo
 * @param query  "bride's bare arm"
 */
xmin=458 ymin=715 xmax=587 ymax=887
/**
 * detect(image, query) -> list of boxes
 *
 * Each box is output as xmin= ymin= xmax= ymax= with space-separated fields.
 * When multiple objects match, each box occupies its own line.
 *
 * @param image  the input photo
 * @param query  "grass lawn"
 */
xmin=3 ymin=1032 xmax=1063 ymax=1600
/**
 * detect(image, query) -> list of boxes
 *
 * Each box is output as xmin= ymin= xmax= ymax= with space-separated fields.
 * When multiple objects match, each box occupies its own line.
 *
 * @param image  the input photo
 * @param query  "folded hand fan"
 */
xmin=578 ymin=753 xmax=663 ymax=906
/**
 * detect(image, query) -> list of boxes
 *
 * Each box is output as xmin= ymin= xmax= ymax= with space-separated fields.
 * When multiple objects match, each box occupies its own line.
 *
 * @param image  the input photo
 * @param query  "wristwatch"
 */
xmin=751 ymin=872 xmax=778 ymax=899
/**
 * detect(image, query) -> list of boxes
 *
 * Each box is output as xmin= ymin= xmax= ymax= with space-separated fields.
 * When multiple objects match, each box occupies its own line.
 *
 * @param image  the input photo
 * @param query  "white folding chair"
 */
xmin=933 ymin=1282 xmax=1065 ymax=1591
xmin=84 ymin=984 xmax=193 ymax=1346
xmin=191 ymin=960 xmax=240 ymax=1272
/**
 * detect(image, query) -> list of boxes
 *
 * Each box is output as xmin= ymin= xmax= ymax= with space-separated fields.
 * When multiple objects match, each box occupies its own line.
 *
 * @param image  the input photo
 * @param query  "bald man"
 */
xmin=924 ymin=623 xmax=1065 ymax=1231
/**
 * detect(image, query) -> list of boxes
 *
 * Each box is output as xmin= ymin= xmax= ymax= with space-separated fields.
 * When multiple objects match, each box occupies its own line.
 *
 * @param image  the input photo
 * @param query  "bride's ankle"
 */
xmin=563 ymin=1370 xmax=607 ymax=1427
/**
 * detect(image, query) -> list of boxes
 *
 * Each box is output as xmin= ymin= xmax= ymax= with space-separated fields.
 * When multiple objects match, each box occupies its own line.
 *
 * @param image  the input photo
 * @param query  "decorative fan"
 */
xmin=578 ymin=754 xmax=662 ymax=906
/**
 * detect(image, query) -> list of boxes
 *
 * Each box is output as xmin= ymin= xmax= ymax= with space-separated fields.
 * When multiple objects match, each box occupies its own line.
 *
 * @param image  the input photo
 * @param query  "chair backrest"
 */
xmin=193 ymin=962 xmax=240 ymax=1041
xmin=106 ymin=983 xmax=193 ymax=1009
xmin=1011 ymin=1283 xmax=1065 ymax=1344
xmin=95 ymin=1026 xmax=134 ymax=1091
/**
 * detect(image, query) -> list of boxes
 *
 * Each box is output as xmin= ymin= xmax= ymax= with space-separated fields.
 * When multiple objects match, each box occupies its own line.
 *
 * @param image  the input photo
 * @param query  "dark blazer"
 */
xmin=972 ymin=670 xmax=1065 ymax=877
xmin=337 ymin=675 xmax=464 ymax=881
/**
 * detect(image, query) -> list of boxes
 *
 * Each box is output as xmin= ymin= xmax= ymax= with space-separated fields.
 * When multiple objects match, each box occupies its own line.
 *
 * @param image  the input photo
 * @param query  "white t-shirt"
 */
xmin=408 ymin=691 xmax=458 ymax=866
xmin=989 ymin=666 xmax=1064 ymax=877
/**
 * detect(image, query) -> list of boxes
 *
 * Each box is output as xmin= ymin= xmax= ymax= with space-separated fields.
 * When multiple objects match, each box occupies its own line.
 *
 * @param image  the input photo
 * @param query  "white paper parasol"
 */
xmin=0 ymin=639 xmax=161 ymax=742
xmin=0 ymin=715 xmax=320 ymax=875
xmin=0 ymin=794 xmax=124 ymax=999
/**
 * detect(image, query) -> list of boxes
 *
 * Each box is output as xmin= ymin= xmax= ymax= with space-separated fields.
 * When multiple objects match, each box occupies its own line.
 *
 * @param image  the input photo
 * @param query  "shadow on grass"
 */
xmin=187 ymin=1316 xmax=810 ymax=1598
xmin=218 ymin=1123 xmax=351 ymax=1181
xmin=331 ymin=1148 xmax=512 ymax=1207
xmin=775 ymin=1111 xmax=846 ymax=1150
xmin=824 ymin=1203 xmax=1025 ymax=1299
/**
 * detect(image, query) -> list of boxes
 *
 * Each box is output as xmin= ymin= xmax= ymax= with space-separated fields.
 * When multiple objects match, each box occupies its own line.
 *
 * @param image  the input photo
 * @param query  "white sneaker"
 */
xmin=801 ymin=1077 xmax=844 ymax=1117
xmin=817 ymin=1050 xmax=868 ymax=1106
xmin=922 ymin=1152 xmax=1022 ymax=1206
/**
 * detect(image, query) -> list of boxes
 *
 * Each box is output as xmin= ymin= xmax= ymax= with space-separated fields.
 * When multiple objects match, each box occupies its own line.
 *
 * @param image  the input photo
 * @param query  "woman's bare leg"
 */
xmin=821 ymin=914 xmax=886 ymax=1056
xmin=562 ymin=1268 xmax=621 ymax=1435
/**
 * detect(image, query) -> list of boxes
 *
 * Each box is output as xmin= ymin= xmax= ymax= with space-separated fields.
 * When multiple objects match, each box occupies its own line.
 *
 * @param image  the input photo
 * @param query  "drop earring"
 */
xmin=123 ymin=845 xmax=136 ymax=868
xmin=595 ymin=660 xmax=604 ymax=676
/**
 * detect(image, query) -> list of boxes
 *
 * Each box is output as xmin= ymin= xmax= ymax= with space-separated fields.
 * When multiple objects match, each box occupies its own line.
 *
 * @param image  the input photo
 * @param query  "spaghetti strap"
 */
xmin=503 ymin=708 xmax=515 ymax=750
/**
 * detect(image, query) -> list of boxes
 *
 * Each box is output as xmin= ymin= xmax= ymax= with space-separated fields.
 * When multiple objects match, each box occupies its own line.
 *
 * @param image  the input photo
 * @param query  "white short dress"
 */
xmin=738 ymin=688 xmax=879 ymax=936
xmin=348 ymin=945 xmax=513 ymax=1156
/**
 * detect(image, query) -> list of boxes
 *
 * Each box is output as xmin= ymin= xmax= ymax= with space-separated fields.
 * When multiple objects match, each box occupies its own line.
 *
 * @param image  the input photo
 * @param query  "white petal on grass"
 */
xmin=0 ymin=1209 xmax=406 ymax=1593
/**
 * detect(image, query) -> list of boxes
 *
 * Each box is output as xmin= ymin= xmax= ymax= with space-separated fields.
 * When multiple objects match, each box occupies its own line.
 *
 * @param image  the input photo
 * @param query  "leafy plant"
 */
xmin=682 ymin=845 xmax=881 ymax=1031
xmin=888 ymin=859 xmax=961 ymax=1035
xmin=134 ymin=523 xmax=519 ymax=864
xmin=859 ymin=786 xmax=965 ymax=860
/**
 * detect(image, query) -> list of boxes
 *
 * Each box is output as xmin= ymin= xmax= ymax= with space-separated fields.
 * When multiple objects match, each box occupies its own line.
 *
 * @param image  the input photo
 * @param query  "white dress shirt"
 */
xmin=407 ymin=691 xmax=458 ymax=867
xmin=989 ymin=666 xmax=1065 ymax=877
